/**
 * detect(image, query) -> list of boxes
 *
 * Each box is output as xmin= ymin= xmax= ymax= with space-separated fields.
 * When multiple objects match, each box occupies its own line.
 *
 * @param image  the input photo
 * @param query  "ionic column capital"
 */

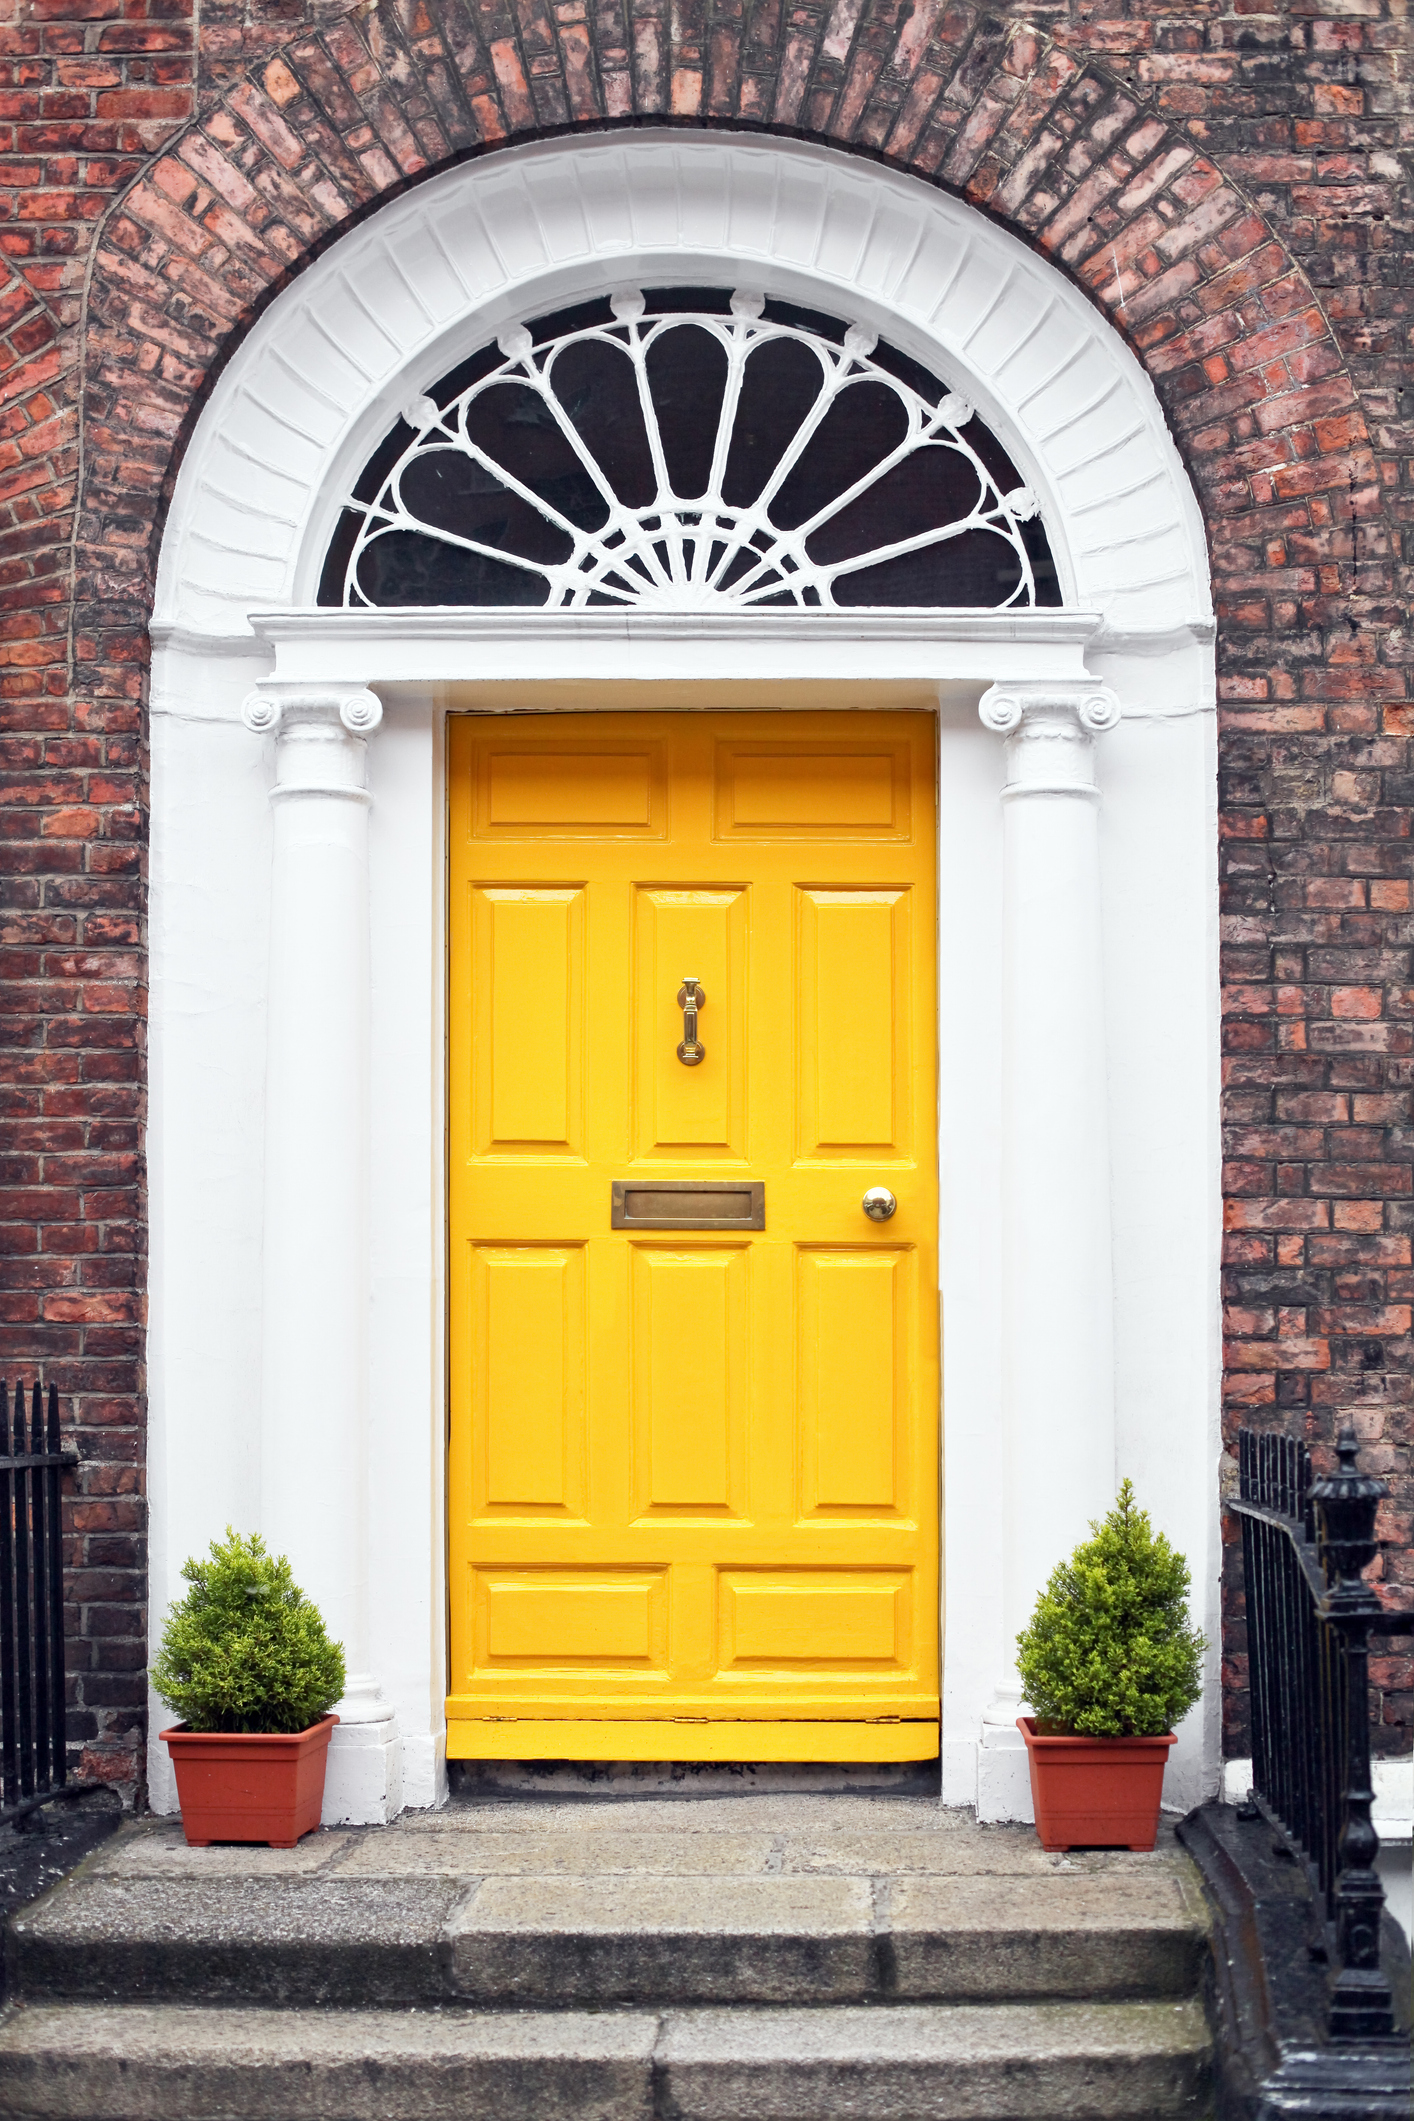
xmin=241 ymin=683 xmax=384 ymax=739
xmin=242 ymin=684 xmax=384 ymax=804
xmin=978 ymin=680 xmax=1121 ymax=738
xmin=978 ymin=680 xmax=1121 ymax=802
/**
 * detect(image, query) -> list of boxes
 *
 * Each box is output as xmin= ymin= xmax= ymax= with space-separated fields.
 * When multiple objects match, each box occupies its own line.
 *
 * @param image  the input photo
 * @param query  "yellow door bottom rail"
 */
xmin=447 ymin=1719 xmax=941 ymax=1762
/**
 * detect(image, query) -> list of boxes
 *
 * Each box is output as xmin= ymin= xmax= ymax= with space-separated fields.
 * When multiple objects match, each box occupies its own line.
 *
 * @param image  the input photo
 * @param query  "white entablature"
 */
xmin=156 ymin=130 xmax=1211 ymax=643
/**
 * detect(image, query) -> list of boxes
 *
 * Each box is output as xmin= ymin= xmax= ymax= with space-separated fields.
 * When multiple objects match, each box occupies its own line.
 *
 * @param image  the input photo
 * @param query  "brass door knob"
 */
xmin=862 ymin=1188 xmax=897 ymax=1221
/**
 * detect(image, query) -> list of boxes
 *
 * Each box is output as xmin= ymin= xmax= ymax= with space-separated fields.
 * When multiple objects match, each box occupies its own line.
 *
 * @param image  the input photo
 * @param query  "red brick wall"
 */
xmin=0 ymin=0 xmax=165 ymax=1794
xmin=1 ymin=0 xmax=1408 ymax=1792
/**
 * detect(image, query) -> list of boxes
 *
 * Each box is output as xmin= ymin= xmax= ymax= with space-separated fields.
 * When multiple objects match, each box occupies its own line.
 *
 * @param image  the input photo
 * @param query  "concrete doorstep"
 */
xmin=0 ymin=1793 xmax=1215 ymax=2120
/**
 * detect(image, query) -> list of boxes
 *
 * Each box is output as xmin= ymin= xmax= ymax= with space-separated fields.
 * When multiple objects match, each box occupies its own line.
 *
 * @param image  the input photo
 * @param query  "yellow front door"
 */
xmin=447 ymin=708 xmax=939 ymax=1760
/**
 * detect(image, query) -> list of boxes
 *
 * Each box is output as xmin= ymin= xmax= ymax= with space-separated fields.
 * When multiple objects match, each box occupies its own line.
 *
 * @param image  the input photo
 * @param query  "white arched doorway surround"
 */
xmin=146 ymin=129 xmax=1220 ymax=1823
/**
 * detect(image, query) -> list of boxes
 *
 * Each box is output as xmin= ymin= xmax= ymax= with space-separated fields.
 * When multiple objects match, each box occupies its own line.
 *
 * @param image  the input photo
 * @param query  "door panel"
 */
xmin=798 ymin=1246 xmax=908 ymax=1518
xmin=631 ymin=1243 xmax=748 ymax=1520
xmin=474 ymin=1569 xmax=669 ymax=1669
xmin=717 ymin=1571 xmax=912 ymax=1671
xmin=448 ymin=710 xmax=938 ymax=1759
xmin=480 ymin=742 xmax=666 ymax=835
xmin=470 ymin=1244 xmax=586 ymax=1520
xmin=797 ymin=888 xmax=910 ymax=1158
xmin=472 ymin=886 xmax=585 ymax=1157
xmin=714 ymin=739 xmax=911 ymax=838
xmin=633 ymin=887 xmax=747 ymax=1158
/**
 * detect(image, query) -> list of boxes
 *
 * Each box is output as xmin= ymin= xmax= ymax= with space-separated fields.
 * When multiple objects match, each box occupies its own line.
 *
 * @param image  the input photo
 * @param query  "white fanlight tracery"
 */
xmin=330 ymin=290 xmax=1051 ymax=615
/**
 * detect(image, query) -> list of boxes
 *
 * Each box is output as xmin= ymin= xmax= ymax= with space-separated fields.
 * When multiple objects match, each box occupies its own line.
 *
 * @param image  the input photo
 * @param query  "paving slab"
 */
xmin=780 ymin=1829 xmax=1072 ymax=1876
xmin=448 ymin=1872 xmax=878 ymax=2004
xmin=0 ymin=2002 xmax=659 ymax=2121
xmin=335 ymin=1828 xmax=778 ymax=1877
xmin=887 ymin=1872 xmax=1207 ymax=2000
xmin=656 ymin=1998 xmax=1213 ymax=2119
xmin=89 ymin=1823 xmax=353 ymax=1878
xmin=10 ymin=1874 xmax=468 ymax=2006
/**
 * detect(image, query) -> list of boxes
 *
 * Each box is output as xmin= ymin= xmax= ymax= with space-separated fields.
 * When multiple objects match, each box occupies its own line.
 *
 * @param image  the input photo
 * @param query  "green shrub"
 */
xmin=1016 ymin=1481 xmax=1206 ymax=1738
xmin=151 ymin=1529 xmax=345 ymax=1735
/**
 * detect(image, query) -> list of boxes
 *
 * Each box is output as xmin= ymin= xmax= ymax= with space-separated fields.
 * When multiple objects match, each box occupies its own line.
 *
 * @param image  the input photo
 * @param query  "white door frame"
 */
xmin=145 ymin=129 xmax=1221 ymax=1825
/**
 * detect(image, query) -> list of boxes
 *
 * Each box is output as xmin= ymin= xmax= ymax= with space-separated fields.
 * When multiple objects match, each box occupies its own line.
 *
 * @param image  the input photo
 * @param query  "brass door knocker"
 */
xmin=677 ymin=978 xmax=705 ymax=1066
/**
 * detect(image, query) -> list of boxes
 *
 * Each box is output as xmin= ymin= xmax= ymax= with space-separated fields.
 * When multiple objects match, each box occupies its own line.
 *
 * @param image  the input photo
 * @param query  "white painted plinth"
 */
xmin=322 ymin=1676 xmax=404 ymax=1826
xmin=977 ymin=1716 xmax=1036 ymax=1826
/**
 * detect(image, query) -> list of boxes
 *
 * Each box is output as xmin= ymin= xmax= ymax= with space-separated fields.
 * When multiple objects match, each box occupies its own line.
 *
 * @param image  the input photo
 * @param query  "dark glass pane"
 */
xmin=949 ymin=418 xmax=1062 ymax=603
xmin=721 ymin=337 xmax=824 ymax=508
xmin=352 ymin=417 xmax=413 ymax=504
xmin=425 ymin=339 xmax=502 ymax=412
xmin=762 ymin=297 xmax=846 ymax=346
xmin=1023 ymin=516 xmax=1062 ymax=607
xmin=643 ymin=286 xmax=732 ymax=315
xmin=805 ymin=446 xmax=982 ymax=566
xmin=318 ymin=506 xmax=362 ymax=605
xmin=770 ymin=380 xmax=908 ymax=532
xmin=398 ymin=449 xmax=574 ymax=566
xmin=869 ymin=338 xmax=948 ymax=404
xmin=645 ymin=325 xmax=728 ymax=499
xmin=959 ymin=413 xmax=1023 ymax=497
xmin=464 ymin=384 xmax=609 ymax=532
xmin=833 ymin=526 xmax=1027 ymax=608
xmin=551 ymin=338 xmax=656 ymax=507
xmin=353 ymin=530 xmax=549 ymax=606
xmin=716 ymin=543 xmax=762 ymax=592
xmin=528 ymin=296 xmax=614 ymax=345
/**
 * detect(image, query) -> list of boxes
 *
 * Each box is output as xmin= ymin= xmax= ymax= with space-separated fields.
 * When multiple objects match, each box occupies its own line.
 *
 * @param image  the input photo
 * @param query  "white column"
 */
xmin=975 ymin=680 xmax=1120 ymax=1823
xmin=241 ymin=681 xmax=402 ymax=1825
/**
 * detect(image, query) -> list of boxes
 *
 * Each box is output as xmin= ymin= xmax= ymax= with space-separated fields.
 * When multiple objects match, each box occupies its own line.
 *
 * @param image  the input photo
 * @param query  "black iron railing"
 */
xmin=1231 ymin=1426 xmax=1413 ymax=2042
xmin=1 ymin=1382 xmax=79 ymax=1827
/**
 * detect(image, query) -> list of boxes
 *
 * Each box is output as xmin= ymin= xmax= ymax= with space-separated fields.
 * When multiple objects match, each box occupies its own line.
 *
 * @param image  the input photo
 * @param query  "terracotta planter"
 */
xmin=1018 ymin=1716 xmax=1174 ymax=1852
xmin=160 ymin=1714 xmax=338 ymax=1848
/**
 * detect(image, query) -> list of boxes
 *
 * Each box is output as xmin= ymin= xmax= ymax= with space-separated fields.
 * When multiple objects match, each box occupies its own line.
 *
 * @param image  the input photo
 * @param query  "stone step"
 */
xmin=10 ymin=1858 xmax=1207 ymax=2009
xmin=0 ymin=1998 xmax=1213 ymax=2120
xmin=447 ymin=1869 xmax=1206 ymax=2006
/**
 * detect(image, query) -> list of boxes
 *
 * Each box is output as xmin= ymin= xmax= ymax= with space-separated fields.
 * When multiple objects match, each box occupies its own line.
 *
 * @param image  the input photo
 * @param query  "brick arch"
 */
xmin=75 ymin=4 xmax=1384 ymax=662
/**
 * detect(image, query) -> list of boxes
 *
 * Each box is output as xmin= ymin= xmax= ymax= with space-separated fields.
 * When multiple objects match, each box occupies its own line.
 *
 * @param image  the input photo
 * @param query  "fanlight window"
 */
xmin=320 ymin=290 xmax=1060 ymax=613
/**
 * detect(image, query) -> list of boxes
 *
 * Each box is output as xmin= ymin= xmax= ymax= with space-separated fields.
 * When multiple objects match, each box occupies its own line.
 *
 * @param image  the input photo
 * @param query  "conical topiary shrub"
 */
xmin=1014 ymin=1482 xmax=1206 ymax=1851
xmin=153 ymin=1528 xmax=345 ymax=1734
xmin=1016 ymin=1479 xmax=1205 ymax=1737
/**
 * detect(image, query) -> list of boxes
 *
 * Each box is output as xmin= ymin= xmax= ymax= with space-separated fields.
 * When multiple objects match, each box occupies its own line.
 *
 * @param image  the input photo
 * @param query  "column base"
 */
xmin=976 ymin=1700 xmax=1036 ymax=1825
xmin=322 ymin=1676 xmax=404 ymax=1826
xmin=942 ymin=1736 xmax=978 ymax=1809
xmin=399 ymin=1727 xmax=449 ymax=1813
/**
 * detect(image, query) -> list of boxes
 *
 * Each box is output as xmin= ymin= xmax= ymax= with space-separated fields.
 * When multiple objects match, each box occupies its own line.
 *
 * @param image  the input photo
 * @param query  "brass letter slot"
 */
xmin=611 ymin=1181 xmax=765 ymax=1231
